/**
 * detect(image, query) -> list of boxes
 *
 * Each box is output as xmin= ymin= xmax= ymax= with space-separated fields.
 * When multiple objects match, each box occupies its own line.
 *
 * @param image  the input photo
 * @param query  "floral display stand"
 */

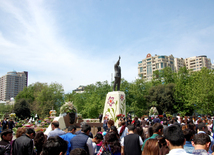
xmin=102 ymin=91 xmax=126 ymax=127
xmin=149 ymin=106 xmax=159 ymax=118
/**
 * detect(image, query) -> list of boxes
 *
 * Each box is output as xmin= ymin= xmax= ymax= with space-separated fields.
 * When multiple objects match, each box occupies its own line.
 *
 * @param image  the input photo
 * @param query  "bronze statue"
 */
xmin=113 ymin=56 xmax=121 ymax=91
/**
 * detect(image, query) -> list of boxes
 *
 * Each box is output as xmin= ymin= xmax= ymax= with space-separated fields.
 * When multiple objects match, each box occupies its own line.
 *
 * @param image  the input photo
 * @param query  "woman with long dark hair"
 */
xmin=97 ymin=131 xmax=121 ymax=155
xmin=34 ymin=131 xmax=47 ymax=155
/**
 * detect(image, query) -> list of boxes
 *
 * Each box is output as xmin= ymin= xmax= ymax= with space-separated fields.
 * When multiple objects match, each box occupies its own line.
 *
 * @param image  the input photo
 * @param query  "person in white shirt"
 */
xmin=164 ymin=124 xmax=191 ymax=155
xmin=118 ymin=121 xmax=128 ymax=140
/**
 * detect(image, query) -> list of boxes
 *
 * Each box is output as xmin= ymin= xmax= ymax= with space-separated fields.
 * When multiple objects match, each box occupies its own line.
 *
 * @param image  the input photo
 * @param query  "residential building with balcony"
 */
xmin=174 ymin=58 xmax=185 ymax=72
xmin=138 ymin=53 xmax=175 ymax=80
xmin=184 ymin=55 xmax=212 ymax=71
xmin=0 ymin=71 xmax=28 ymax=101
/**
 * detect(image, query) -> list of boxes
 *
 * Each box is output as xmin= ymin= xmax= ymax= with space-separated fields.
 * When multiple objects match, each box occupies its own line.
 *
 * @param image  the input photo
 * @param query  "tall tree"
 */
xmin=14 ymin=99 xmax=31 ymax=119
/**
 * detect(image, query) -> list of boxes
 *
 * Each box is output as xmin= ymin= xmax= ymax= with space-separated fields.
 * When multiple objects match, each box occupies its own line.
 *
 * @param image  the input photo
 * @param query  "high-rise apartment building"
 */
xmin=138 ymin=53 xmax=174 ymax=80
xmin=185 ymin=55 xmax=212 ymax=71
xmin=0 ymin=71 xmax=28 ymax=101
xmin=174 ymin=58 xmax=185 ymax=72
xmin=138 ymin=54 xmax=212 ymax=80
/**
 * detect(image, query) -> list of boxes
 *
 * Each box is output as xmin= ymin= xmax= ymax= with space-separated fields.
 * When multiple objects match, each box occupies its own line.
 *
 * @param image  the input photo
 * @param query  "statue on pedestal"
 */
xmin=113 ymin=56 xmax=121 ymax=91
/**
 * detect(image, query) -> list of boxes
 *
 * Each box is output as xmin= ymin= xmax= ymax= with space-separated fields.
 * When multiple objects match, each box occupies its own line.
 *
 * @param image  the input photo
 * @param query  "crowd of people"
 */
xmin=0 ymin=114 xmax=214 ymax=155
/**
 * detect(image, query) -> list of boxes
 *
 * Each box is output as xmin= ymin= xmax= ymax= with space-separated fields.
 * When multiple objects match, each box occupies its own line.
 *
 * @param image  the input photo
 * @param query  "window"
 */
xmin=138 ymin=61 xmax=142 ymax=64
xmin=147 ymin=65 xmax=152 ymax=75
xmin=156 ymin=63 xmax=159 ymax=69
xmin=158 ymin=56 xmax=165 ymax=59
xmin=161 ymin=63 xmax=163 ymax=68
xmin=147 ymin=58 xmax=151 ymax=61
xmin=147 ymin=62 xmax=151 ymax=65
xmin=170 ymin=61 xmax=173 ymax=64
xmin=140 ymin=67 xmax=143 ymax=72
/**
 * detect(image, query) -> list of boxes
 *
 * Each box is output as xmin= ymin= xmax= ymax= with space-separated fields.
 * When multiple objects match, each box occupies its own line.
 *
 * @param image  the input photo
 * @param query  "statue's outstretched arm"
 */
xmin=115 ymin=56 xmax=121 ymax=66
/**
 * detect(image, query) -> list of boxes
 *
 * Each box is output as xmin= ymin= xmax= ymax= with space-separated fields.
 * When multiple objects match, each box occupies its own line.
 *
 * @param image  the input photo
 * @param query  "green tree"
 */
xmin=146 ymin=83 xmax=176 ymax=114
xmin=14 ymin=99 xmax=31 ymax=119
xmin=15 ymin=82 xmax=64 ymax=118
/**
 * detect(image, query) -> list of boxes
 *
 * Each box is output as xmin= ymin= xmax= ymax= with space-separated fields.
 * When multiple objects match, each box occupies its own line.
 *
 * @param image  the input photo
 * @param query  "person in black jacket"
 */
xmin=12 ymin=128 xmax=35 ymax=155
xmin=2 ymin=118 xmax=8 ymax=131
xmin=0 ymin=129 xmax=13 ymax=155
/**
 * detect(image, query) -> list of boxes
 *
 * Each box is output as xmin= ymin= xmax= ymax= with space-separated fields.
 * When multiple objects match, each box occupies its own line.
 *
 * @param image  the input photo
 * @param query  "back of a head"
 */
xmin=121 ymin=121 xmax=126 ymax=126
xmin=142 ymin=139 xmax=160 ymax=155
xmin=82 ymin=124 xmax=91 ymax=133
xmin=164 ymin=125 xmax=185 ymax=146
xmin=152 ymin=123 xmax=163 ymax=133
xmin=127 ymin=124 xmax=135 ymax=131
xmin=107 ymin=120 xmax=114 ymax=126
xmin=41 ymin=136 xmax=67 ymax=155
xmin=95 ymin=133 xmax=103 ymax=140
xmin=16 ymin=127 xmax=26 ymax=138
xmin=52 ymin=121 xmax=59 ymax=128
xmin=183 ymin=129 xmax=193 ymax=141
xmin=68 ymin=125 xmax=76 ymax=132
xmin=34 ymin=131 xmax=46 ymax=145
xmin=70 ymin=148 xmax=87 ymax=155
xmin=97 ymin=127 xmax=101 ymax=132
xmin=27 ymin=128 xmax=35 ymax=137
xmin=193 ymin=133 xmax=211 ymax=145
xmin=198 ymin=123 xmax=206 ymax=131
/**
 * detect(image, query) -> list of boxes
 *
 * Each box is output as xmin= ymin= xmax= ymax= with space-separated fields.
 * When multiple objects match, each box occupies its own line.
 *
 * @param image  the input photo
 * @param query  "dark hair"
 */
xmin=193 ymin=133 xmax=211 ymax=145
xmin=152 ymin=123 xmax=163 ymax=133
xmin=110 ymin=126 xmax=119 ymax=138
xmin=163 ymin=121 xmax=167 ymax=125
xmin=97 ymin=127 xmax=101 ymax=132
xmin=155 ymin=136 xmax=169 ymax=155
xmin=121 ymin=121 xmax=126 ymax=126
xmin=142 ymin=139 xmax=160 ymax=155
xmin=198 ymin=123 xmax=206 ymax=131
xmin=183 ymin=129 xmax=193 ymax=141
xmin=34 ymin=131 xmax=47 ymax=155
xmin=148 ymin=126 xmax=153 ymax=138
xmin=103 ymin=132 xmax=121 ymax=153
xmin=41 ymin=136 xmax=67 ymax=155
xmin=1 ymin=129 xmax=13 ymax=139
xmin=164 ymin=125 xmax=185 ymax=146
xmin=27 ymin=128 xmax=35 ymax=136
xmin=70 ymin=148 xmax=87 ymax=155
xmin=52 ymin=121 xmax=59 ymax=128
xmin=82 ymin=124 xmax=91 ymax=133
xmin=127 ymin=124 xmax=135 ymax=131
xmin=95 ymin=133 xmax=103 ymax=140
xmin=68 ymin=125 xmax=76 ymax=131
xmin=135 ymin=127 xmax=144 ymax=141
xmin=187 ymin=123 xmax=196 ymax=134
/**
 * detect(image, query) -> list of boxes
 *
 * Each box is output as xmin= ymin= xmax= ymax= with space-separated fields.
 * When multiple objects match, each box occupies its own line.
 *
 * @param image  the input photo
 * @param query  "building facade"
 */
xmin=0 ymin=71 xmax=28 ymax=101
xmin=138 ymin=54 xmax=212 ymax=80
xmin=174 ymin=58 xmax=185 ymax=72
xmin=184 ymin=55 xmax=212 ymax=71
xmin=138 ymin=53 xmax=174 ymax=80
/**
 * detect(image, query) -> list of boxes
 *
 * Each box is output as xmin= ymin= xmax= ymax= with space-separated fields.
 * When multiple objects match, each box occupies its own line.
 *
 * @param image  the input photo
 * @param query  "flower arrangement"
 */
xmin=116 ymin=114 xmax=125 ymax=119
xmin=60 ymin=101 xmax=77 ymax=114
xmin=149 ymin=106 xmax=159 ymax=116
xmin=9 ymin=113 xmax=16 ymax=118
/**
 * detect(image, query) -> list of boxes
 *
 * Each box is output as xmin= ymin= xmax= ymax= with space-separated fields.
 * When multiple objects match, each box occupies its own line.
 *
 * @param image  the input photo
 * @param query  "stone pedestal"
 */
xmin=102 ymin=91 xmax=126 ymax=127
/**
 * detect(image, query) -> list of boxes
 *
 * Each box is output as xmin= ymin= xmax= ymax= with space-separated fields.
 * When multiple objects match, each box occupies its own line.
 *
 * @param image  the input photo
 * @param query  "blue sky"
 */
xmin=0 ymin=0 xmax=214 ymax=92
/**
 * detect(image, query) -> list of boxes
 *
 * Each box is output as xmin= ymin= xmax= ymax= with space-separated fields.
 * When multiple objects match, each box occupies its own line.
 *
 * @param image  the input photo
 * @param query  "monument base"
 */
xmin=103 ymin=91 xmax=126 ymax=127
